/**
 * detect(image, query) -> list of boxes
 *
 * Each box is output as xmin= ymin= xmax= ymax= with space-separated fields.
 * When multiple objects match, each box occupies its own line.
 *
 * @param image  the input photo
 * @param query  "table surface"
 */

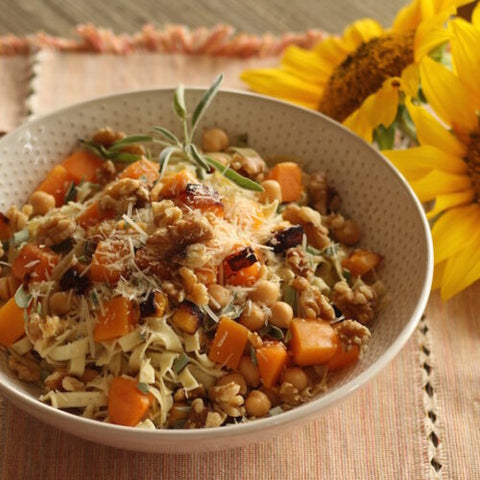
xmin=0 ymin=0 xmax=408 ymax=36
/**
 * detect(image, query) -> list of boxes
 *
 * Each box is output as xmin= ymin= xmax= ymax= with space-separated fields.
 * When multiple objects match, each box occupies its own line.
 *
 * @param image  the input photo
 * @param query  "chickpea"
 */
xmin=238 ymin=355 xmax=261 ymax=387
xmin=29 ymin=191 xmax=56 ymax=216
xmin=239 ymin=303 xmax=266 ymax=331
xmin=249 ymin=280 xmax=280 ymax=306
xmin=202 ymin=128 xmax=229 ymax=152
xmin=208 ymin=283 xmax=231 ymax=310
xmin=245 ymin=390 xmax=271 ymax=417
xmin=332 ymin=219 xmax=361 ymax=245
xmin=259 ymin=180 xmax=282 ymax=204
xmin=217 ymin=373 xmax=248 ymax=396
xmin=282 ymin=367 xmax=309 ymax=391
xmin=270 ymin=301 xmax=293 ymax=329
xmin=49 ymin=291 xmax=74 ymax=316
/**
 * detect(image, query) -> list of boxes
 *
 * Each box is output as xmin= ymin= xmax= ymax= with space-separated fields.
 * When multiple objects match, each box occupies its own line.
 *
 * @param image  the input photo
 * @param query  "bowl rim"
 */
xmin=0 ymin=87 xmax=434 ymax=441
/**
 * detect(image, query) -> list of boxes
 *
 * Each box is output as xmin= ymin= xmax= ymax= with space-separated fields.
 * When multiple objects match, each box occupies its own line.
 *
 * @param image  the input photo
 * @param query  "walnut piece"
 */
xmin=26 ymin=313 xmax=66 ymax=354
xmin=178 ymin=266 xmax=209 ymax=306
xmin=334 ymin=319 xmax=371 ymax=350
xmin=6 ymin=205 xmax=29 ymax=232
xmin=282 ymin=204 xmax=330 ymax=250
xmin=100 ymin=178 xmax=149 ymax=214
xmin=96 ymin=160 xmax=117 ymax=184
xmin=278 ymin=381 xmax=302 ymax=406
xmin=146 ymin=213 xmax=213 ymax=259
xmin=8 ymin=354 xmax=41 ymax=382
xmin=308 ymin=171 xmax=341 ymax=215
xmin=285 ymin=247 xmax=314 ymax=280
xmin=37 ymin=214 xmax=76 ymax=246
xmin=230 ymin=151 xmax=266 ymax=181
xmin=209 ymin=381 xmax=245 ymax=418
xmin=293 ymin=277 xmax=335 ymax=320
xmin=151 ymin=200 xmax=183 ymax=227
xmin=333 ymin=281 xmax=377 ymax=324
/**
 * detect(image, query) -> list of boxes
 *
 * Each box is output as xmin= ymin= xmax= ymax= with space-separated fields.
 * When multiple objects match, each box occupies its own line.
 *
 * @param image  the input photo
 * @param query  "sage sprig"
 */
xmin=152 ymin=74 xmax=264 ymax=192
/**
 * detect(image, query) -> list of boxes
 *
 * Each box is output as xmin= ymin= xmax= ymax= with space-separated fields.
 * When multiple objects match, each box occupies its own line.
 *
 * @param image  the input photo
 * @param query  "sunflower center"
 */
xmin=318 ymin=31 xmax=415 ymax=122
xmin=465 ymin=134 xmax=480 ymax=200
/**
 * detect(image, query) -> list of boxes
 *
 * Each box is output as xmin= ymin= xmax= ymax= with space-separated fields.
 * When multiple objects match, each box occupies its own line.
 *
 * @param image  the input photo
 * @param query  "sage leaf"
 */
xmin=108 ymin=135 xmax=154 ymax=152
xmin=152 ymin=126 xmax=181 ymax=145
xmin=158 ymin=146 xmax=179 ymax=176
xmin=108 ymin=152 xmax=142 ymax=163
xmin=173 ymin=84 xmax=187 ymax=120
xmin=14 ymin=284 xmax=32 ymax=309
xmin=172 ymin=352 xmax=190 ymax=374
xmin=189 ymin=144 xmax=211 ymax=172
xmin=205 ymin=155 xmax=264 ymax=192
xmin=191 ymin=73 xmax=223 ymax=136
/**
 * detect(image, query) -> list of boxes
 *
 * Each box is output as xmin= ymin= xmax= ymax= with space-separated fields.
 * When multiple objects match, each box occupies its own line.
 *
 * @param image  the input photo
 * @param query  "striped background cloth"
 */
xmin=0 ymin=43 xmax=479 ymax=479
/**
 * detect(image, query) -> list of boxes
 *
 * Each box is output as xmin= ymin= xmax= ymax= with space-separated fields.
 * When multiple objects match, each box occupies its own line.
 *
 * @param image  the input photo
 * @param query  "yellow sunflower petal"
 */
xmin=419 ymin=56 xmax=478 ymax=134
xmin=431 ymin=203 xmax=480 ymax=264
xmin=449 ymin=19 xmax=480 ymax=109
xmin=414 ymin=10 xmax=451 ymax=61
xmin=431 ymin=260 xmax=446 ymax=290
xmin=384 ymin=145 xmax=467 ymax=181
xmin=410 ymin=169 xmax=471 ymax=202
xmin=240 ymin=68 xmax=321 ymax=109
xmin=393 ymin=0 xmax=422 ymax=32
xmin=441 ymin=231 xmax=480 ymax=300
xmin=405 ymin=98 xmax=466 ymax=157
xmin=359 ymin=78 xmax=400 ymax=128
xmin=313 ymin=37 xmax=351 ymax=66
xmin=426 ymin=188 xmax=475 ymax=219
xmin=342 ymin=109 xmax=373 ymax=143
xmin=342 ymin=19 xmax=384 ymax=49
xmin=472 ymin=2 xmax=480 ymax=28
xmin=401 ymin=64 xmax=420 ymax=97
xmin=281 ymin=46 xmax=332 ymax=85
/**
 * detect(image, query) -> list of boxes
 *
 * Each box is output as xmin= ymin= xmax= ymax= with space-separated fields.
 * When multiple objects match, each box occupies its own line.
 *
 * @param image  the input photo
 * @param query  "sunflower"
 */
xmin=383 ymin=11 xmax=480 ymax=300
xmin=240 ymin=0 xmax=469 ymax=142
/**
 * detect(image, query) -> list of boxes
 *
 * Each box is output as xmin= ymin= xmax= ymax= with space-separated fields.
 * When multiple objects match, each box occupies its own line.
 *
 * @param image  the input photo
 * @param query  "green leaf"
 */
xmin=189 ymin=144 xmax=211 ymax=172
xmin=250 ymin=345 xmax=258 ymax=366
xmin=79 ymin=139 xmax=107 ymax=159
xmin=283 ymin=285 xmax=298 ymax=316
xmin=64 ymin=181 xmax=76 ymax=203
xmin=108 ymin=152 xmax=142 ymax=163
xmin=173 ymin=84 xmax=187 ymax=120
xmin=137 ymin=382 xmax=150 ymax=395
xmin=172 ymin=352 xmax=190 ymax=374
xmin=158 ymin=146 xmax=179 ymax=177
xmin=191 ymin=74 xmax=223 ymax=136
xmin=306 ymin=245 xmax=321 ymax=255
xmin=13 ymin=228 xmax=29 ymax=246
xmin=152 ymin=126 xmax=181 ymax=145
xmin=14 ymin=285 xmax=32 ymax=309
xmin=108 ymin=135 xmax=153 ymax=152
xmin=262 ymin=323 xmax=284 ymax=340
xmin=205 ymin=155 xmax=264 ymax=192
xmin=373 ymin=122 xmax=396 ymax=150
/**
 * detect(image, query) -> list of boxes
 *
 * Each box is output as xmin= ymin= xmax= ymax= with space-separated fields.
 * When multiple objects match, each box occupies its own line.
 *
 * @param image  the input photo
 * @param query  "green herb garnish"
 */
xmin=152 ymin=74 xmax=264 ymax=192
xmin=172 ymin=352 xmax=190 ymax=374
xmin=13 ymin=228 xmax=29 ymax=246
xmin=64 ymin=181 xmax=76 ymax=203
xmin=14 ymin=284 xmax=32 ymax=309
xmin=250 ymin=345 xmax=258 ymax=366
xmin=283 ymin=285 xmax=298 ymax=316
xmin=137 ymin=382 xmax=150 ymax=395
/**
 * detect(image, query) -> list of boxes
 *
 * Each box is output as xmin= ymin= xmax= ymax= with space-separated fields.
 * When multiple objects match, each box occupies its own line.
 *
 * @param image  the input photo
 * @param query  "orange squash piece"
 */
xmin=11 ymin=244 xmax=60 ymax=282
xmin=77 ymin=202 xmax=115 ymax=229
xmin=90 ymin=240 xmax=129 ymax=284
xmin=119 ymin=158 xmax=160 ymax=185
xmin=341 ymin=249 xmax=383 ymax=277
xmin=266 ymin=162 xmax=303 ymax=203
xmin=108 ymin=376 xmax=153 ymax=426
xmin=61 ymin=150 xmax=104 ymax=184
xmin=0 ymin=297 xmax=25 ymax=346
xmin=222 ymin=247 xmax=262 ymax=287
xmin=93 ymin=296 xmax=137 ymax=342
xmin=156 ymin=170 xmax=195 ymax=199
xmin=35 ymin=164 xmax=73 ymax=207
xmin=208 ymin=317 xmax=249 ymax=369
xmin=256 ymin=341 xmax=288 ymax=388
xmin=326 ymin=344 xmax=360 ymax=372
xmin=289 ymin=318 xmax=338 ymax=366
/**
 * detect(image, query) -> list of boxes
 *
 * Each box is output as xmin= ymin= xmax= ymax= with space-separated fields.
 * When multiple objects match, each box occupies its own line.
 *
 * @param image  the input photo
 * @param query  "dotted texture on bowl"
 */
xmin=0 ymin=90 xmax=431 ymax=415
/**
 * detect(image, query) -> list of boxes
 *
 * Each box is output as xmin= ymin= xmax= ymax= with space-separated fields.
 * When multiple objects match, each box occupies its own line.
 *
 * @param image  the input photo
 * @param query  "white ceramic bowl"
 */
xmin=0 ymin=89 xmax=433 ymax=453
